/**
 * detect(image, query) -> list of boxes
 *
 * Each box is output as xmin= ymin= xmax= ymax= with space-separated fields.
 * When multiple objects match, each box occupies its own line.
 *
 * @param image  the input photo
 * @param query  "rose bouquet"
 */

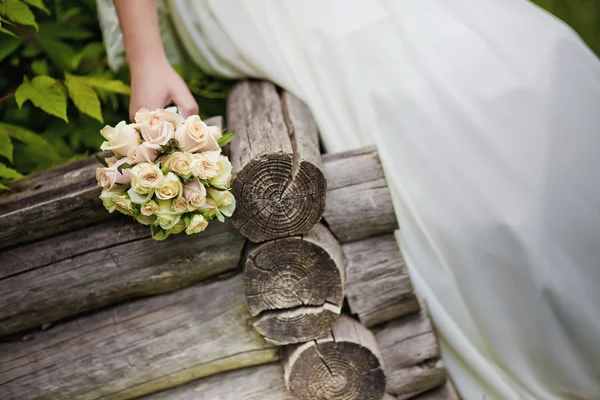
xmin=95 ymin=107 xmax=235 ymax=240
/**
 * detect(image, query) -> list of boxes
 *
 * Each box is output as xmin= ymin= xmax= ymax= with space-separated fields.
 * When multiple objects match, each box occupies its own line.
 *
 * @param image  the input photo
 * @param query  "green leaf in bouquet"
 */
xmin=183 ymin=214 xmax=191 ymax=228
xmin=0 ymin=130 xmax=13 ymax=162
xmin=15 ymin=76 xmax=68 ymax=122
xmin=160 ymin=166 xmax=169 ymax=175
xmin=117 ymin=162 xmax=132 ymax=174
xmin=65 ymin=74 xmax=103 ymax=122
xmin=217 ymin=131 xmax=234 ymax=147
xmin=133 ymin=204 xmax=141 ymax=217
xmin=22 ymin=0 xmax=49 ymax=14
xmin=36 ymin=36 xmax=77 ymax=71
xmin=0 ymin=34 xmax=22 ymax=62
xmin=0 ymin=162 xmax=23 ymax=179
xmin=95 ymin=152 xmax=108 ymax=168
xmin=151 ymin=225 xmax=170 ymax=241
xmin=1 ymin=0 xmax=37 ymax=30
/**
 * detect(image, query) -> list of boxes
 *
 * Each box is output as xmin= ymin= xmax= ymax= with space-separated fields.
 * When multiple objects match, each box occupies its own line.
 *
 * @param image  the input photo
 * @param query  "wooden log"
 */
xmin=343 ymin=234 xmax=419 ymax=328
xmin=0 ymin=219 xmax=245 ymax=336
xmin=0 ymin=117 xmax=222 ymax=250
xmin=244 ymin=224 xmax=345 ymax=345
xmin=228 ymin=81 xmax=326 ymax=242
xmin=0 ymin=273 xmax=280 ymax=400
xmin=322 ymin=146 xmax=398 ymax=243
xmin=142 ymin=363 xmax=291 ymax=400
xmin=283 ymin=315 xmax=386 ymax=400
xmin=374 ymin=308 xmax=447 ymax=399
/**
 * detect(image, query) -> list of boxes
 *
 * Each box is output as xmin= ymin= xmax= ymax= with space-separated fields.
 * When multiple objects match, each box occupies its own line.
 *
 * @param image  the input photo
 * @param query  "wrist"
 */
xmin=126 ymin=49 xmax=169 ymax=72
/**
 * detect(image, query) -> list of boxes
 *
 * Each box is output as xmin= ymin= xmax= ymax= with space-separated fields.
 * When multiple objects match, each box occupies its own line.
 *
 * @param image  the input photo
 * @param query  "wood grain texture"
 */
xmin=0 ymin=273 xmax=279 ymax=400
xmin=142 ymin=363 xmax=291 ymax=400
xmin=0 ymin=219 xmax=245 ymax=336
xmin=322 ymin=146 xmax=398 ymax=243
xmin=374 ymin=308 xmax=447 ymax=399
xmin=228 ymin=81 xmax=326 ymax=242
xmin=244 ymin=224 xmax=345 ymax=345
xmin=343 ymin=234 xmax=419 ymax=328
xmin=0 ymin=117 xmax=222 ymax=250
xmin=283 ymin=315 xmax=386 ymax=400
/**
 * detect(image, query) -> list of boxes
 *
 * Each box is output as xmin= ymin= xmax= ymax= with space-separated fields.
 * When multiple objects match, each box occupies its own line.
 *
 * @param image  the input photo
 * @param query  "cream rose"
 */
xmin=207 ymin=188 xmax=236 ymax=222
xmin=130 ymin=163 xmax=163 ymax=194
xmin=172 ymin=197 xmax=189 ymax=213
xmin=185 ymin=214 xmax=209 ymax=235
xmin=99 ymin=190 xmax=118 ymax=213
xmin=138 ymin=112 xmax=175 ymax=150
xmin=112 ymin=194 xmax=135 ymax=216
xmin=157 ymin=107 xmax=184 ymax=130
xmin=183 ymin=178 xmax=207 ymax=209
xmin=154 ymin=199 xmax=181 ymax=230
xmin=140 ymin=200 xmax=159 ymax=216
xmin=96 ymin=158 xmax=132 ymax=191
xmin=162 ymin=152 xmax=194 ymax=179
xmin=174 ymin=115 xmax=221 ymax=153
xmin=192 ymin=151 xmax=220 ymax=179
xmin=155 ymin=172 xmax=183 ymax=200
xmin=100 ymin=121 xmax=141 ymax=158
xmin=169 ymin=219 xmax=186 ymax=234
xmin=128 ymin=144 xmax=159 ymax=165
xmin=210 ymin=154 xmax=233 ymax=188
xmin=136 ymin=214 xmax=156 ymax=226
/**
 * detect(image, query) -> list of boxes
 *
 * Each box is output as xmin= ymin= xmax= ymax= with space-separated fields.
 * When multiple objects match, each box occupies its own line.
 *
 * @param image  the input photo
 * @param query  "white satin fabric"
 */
xmin=166 ymin=1 xmax=600 ymax=399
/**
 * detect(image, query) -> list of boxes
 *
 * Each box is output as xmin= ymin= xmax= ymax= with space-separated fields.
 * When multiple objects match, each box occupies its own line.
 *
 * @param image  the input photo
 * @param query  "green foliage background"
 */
xmin=0 ymin=0 xmax=598 ymax=189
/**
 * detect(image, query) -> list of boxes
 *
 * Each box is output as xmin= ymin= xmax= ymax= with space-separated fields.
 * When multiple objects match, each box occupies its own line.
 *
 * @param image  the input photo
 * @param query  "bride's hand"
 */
xmin=128 ymin=58 xmax=199 ymax=121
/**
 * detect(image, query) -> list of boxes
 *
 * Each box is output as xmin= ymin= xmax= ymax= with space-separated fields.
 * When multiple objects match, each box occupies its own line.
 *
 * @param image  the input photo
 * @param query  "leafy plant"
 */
xmin=0 ymin=0 xmax=230 ymax=190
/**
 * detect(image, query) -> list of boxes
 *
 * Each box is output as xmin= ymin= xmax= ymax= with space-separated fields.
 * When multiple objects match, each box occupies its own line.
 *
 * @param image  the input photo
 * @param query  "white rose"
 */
xmin=210 ymin=154 xmax=233 ymax=188
xmin=155 ymin=172 xmax=183 ymax=200
xmin=169 ymin=219 xmax=186 ymax=235
xmin=206 ymin=188 xmax=236 ymax=222
xmin=172 ymin=197 xmax=189 ymax=213
xmin=185 ymin=214 xmax=209 ymax=235
xmin=99 ymin=190 xmax=118 ymax=213
xmin=162 ymin=152 xmax=194 ymax=179
xmin=192 ymin=151 xmax=220 ymax=179
xmin=128 ymin=144 xmax=159 ymax=165
xmin=154 ymin=199 xmax=181 ymax=230
xmin=100 ymin=121 xmax=141 ymax=158
xmin=183 ymin=178 xmax=207 ymax=209
xmin=138 ymin=112 xmax=175 ymax=150
xmin=96 ymin=158 xmax=132 ymax=191
xmin=136 ymin=214 xmax=156 ymax=226
xmin=140 ymin=200 xmax=159 ymax=216
xmin=174 ymin=115 xmax=221 ymax=153
xmin=112 ymin=194 xmax=134 ymax=216
xmin=130 ymin=163 xmax=163 ymax=194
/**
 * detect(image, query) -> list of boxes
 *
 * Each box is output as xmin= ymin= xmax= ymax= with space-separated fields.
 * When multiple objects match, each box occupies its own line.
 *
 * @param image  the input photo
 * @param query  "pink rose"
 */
xmin=183 ymin=178 xmax=207 ymax=209
xmin=174 ymin=115 xmax=221 ymax=153
xmin=96 ymin=158 xmax=132 ymax=190
xmin=138 ymin=113 xmax=175 ymax=150
xmin=128 ymin=144 xmax=160 ymax=165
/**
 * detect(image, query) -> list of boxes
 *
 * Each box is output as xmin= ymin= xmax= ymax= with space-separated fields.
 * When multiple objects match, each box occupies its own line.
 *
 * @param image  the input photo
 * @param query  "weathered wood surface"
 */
xmin=228 ymin=81 xmax=326 ymax=242
xmin=0 ymin=273 xmax=280 ymax=400
xmin=143 ymin=363 xmax=291 ymax=400
xmin=244 ymin=223 xmax=345 ymax=345
xmin=322 ymin=146 xmax=398 ymax=243
xmin=0 ymin=117 xmax=222 ymax=250
xmin=374 ymin=308 xmax=447 ymax=399
xmin=283 ymin=315 xmax=386 ymax=400
xmin=343 ymin=234 xmax=419 ymax=327
xmin=0 ymin=219 xmax=245 ymax=337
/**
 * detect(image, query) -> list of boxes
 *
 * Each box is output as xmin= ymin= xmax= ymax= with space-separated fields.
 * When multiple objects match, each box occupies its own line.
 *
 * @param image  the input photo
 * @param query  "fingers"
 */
xmin=171 ymin=82 xmax=199 ymax=118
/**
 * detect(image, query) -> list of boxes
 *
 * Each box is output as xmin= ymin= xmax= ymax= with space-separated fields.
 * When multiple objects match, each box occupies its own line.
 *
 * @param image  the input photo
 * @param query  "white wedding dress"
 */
xmin=98 ymin=1 xmax=600 ymax=399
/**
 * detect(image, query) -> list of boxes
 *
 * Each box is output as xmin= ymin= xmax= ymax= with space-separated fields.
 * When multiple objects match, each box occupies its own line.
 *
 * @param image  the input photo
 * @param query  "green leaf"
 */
xmin=15 ymin=76 xmax=68 ymax=122
xmin=30 ymin=58 xmax=48 ymax=75
xmin=38 ymin=22 xmax=91 ymax=39
xmin=0 ymin=162 xmax=23 ymax=179
xmin=77 ymin=76 xmax=130 ymax=95
xmin=2 ymin=0 xmax=37 ymax=30
xmin=65 ymin=74 xmax=102 ymax=122
xmin=0 ymin=182 xmax=12 ymax=191
xmin=0 ymin=122 xmax=59 ymax=159
xmin=95 ymin=153 xmax=108 ymax=167
xmin=217 ymin=131 xmax=234 ymax=147
xmin=0 ymin=130 xmax=13 ymax=162
xmin=35 ymin=36 xmax=76 ymax=71
xmin=117 ymin=162 xmax=132 ymax=174
xmin=0 ymin=34 xmax=21 ymax=61
xmin=21 ymin=0 xmax=49 ymax=14
xmin=0 ymin=26 xmax=18 ymax=37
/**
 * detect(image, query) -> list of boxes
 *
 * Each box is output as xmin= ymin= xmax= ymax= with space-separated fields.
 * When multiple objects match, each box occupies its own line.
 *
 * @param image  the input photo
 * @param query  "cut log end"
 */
xmin=284 ymin=316 xmax=386 ymax=400
xmin=244 ymin=224 xmax=345 ymax=344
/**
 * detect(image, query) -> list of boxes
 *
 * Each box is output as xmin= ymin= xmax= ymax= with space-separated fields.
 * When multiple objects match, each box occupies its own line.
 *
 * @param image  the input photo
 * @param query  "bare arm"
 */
xmin=114 ymin=0 xmax=199 ymax=119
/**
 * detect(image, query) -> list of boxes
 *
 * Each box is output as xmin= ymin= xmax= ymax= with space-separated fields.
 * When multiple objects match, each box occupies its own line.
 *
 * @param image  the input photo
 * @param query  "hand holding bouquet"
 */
xmin=95 ymin=108 xmax=235 ymax=240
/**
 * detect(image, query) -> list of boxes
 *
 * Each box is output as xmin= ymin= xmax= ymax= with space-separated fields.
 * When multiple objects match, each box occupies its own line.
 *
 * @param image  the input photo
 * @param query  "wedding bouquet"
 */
xmin=95 ymin=107 xmax=235 ymax=240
